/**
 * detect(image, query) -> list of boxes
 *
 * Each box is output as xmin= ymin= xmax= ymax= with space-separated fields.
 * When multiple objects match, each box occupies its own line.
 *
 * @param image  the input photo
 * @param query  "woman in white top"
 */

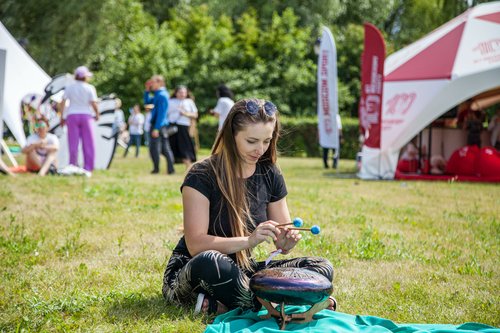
xmin=59 ymin=66 xmax=99 ymax=172
xmin=168 ymin=86 xmax=198 ymax=168
xmin=124 ymin=104 xmax=145 ymax=158
xmin=210 ymin=84 xmax=235 ymax=131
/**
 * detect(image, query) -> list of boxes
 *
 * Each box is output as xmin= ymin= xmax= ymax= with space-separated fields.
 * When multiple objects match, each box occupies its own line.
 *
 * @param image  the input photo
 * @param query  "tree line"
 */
xmin=0 ymin=0 xmax=488 ymax=117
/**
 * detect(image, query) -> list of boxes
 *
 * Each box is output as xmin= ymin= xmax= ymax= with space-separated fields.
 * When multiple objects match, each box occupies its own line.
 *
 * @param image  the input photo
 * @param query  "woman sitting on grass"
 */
xmin=21 ymin=118 xmax=59 ymax=176
xmin=162 ymin=98 xmax=336 ymax=315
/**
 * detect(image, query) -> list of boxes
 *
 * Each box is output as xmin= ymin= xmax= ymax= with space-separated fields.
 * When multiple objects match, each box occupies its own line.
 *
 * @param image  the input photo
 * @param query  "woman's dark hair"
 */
xmin=209 ymin=98 xmax=279 ymax=270
xmin=170 ymin=85 xmax=195 ymax=100
xmin=216 ymin=84 xmax=234 ymax=100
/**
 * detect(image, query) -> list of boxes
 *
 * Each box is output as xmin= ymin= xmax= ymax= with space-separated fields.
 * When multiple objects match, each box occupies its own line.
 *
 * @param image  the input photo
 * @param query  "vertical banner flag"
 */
xmin=358 ymin=23 xmax=385 ymax=148
xmin=317 ymin=26 xmax=339 ymax=149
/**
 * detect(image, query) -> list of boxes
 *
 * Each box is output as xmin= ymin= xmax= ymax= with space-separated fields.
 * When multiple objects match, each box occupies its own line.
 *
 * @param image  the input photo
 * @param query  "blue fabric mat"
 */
xmin=204 ymin=306 xmax=499 ymax=333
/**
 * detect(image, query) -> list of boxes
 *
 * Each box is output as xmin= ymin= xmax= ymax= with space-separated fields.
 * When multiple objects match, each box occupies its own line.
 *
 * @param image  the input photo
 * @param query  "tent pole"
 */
xmin=418 ymin=131 xmax=423 ymax=174
xmin=0 ymin=139 xmax=18 ymax=167
xmin=428 ymin=126 xmax=432 ymax=174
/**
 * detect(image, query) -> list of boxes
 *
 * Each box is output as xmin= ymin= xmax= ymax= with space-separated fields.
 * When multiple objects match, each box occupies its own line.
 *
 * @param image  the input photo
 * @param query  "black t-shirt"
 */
xmin=172 ymin=158 xmax=288 ymax=259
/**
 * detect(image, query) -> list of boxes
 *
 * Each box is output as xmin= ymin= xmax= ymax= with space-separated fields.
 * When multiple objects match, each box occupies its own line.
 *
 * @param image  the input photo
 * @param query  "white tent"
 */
xmin=359 ymin=2 xmax=500 ymax=179
xmin=0 ymin=22 xmax=118 ymax=170
xmin=0 ymin=21 xmax=51 ymax=147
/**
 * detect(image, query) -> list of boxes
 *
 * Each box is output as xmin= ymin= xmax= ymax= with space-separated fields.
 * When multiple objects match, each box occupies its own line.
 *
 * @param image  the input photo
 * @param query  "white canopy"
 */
xmin=359 ymin=2 xmax=500 ymax=179
xmin=0 ymin=21 xmax=51 ymax=147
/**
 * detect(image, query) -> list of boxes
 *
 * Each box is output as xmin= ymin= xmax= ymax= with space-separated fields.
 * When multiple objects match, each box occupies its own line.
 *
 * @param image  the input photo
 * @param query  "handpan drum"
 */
xmin=250 ymin=267 xmax=333 ymax=330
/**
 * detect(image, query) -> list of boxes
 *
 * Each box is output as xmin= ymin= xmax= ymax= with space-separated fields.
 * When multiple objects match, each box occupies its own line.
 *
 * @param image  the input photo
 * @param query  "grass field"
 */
xmin=0 ymin=148 xmax=499 ymax=332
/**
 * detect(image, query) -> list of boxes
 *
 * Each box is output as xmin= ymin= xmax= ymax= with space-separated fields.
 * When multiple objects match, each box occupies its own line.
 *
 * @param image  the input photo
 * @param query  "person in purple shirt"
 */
xmin=144 ymin=75 xmax=175 ymax=174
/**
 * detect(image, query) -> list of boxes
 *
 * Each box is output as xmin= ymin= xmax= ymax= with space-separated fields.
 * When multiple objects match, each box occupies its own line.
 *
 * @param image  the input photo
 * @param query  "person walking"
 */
xmin=59 ymin=65 xmax=99 ymax=172
xmin=124 ymin=104 xmax=144 ymax=158
xmin=168 ymin=85 xmax=198 ymax=169
xmin=144 ymin=75 xmax=175 ymax=174
xmin=322 ymin=114 xmax=343 ymax=169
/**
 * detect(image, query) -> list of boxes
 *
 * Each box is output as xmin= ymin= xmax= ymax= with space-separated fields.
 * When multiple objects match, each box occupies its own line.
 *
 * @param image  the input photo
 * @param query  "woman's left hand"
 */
xmin=274 ymin=227 xmax=301 ymax=254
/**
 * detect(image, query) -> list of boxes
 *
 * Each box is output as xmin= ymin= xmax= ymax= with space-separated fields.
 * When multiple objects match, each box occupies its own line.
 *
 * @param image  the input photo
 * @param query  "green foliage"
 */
xmin=0 ymin=0 xmax=486 ymax=126
xmin=198 ymin=116 xmax=360 ymax=159
xmin=92 ymin=24 xmax=188 ymax=110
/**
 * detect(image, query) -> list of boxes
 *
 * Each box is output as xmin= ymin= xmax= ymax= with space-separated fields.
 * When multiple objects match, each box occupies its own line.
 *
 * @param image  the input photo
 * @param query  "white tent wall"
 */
xmin=0 ymin=21 xmax=51 ymax=147
xmin=358 ymin=146 xmax=399 ymax=179
xmin=0 ymin=49 xmax=5 ymax=145
xmin=359 ymin=2 xmax=500 ymax=179
xmin=384 ymin=68 xmax=500 ymax=153
xmin=372 ymin=69 xmax=500 ymax=179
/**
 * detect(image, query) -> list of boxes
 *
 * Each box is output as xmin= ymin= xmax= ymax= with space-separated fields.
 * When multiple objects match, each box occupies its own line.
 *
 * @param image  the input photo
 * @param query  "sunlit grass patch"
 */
xmin=1 ymin=149 xmax=499 ymax=331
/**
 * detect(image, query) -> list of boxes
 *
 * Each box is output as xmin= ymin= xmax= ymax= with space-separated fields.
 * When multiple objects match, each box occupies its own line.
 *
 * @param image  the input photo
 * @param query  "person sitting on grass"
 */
xmin=162 ymin=98 xmax=336 ymax=315
xmin=21 ymin=118 xmax=59 ymax=176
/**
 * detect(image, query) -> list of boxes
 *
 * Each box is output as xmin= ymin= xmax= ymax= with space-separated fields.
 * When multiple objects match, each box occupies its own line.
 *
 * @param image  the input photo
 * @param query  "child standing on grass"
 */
xmin=162 ymin=98 xmax=337 ymax=315
xmin=124 ymin=104 xmax=145 ymax=158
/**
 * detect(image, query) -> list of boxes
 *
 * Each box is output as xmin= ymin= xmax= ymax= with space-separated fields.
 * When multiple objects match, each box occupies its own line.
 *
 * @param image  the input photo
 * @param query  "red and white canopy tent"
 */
xmin=359 ymin=2 xmax=500 ymax=179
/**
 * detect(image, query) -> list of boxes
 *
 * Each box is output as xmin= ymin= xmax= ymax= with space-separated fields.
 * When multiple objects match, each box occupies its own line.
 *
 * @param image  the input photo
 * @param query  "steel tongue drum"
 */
xmin=250 ymin=267 xmax=332 ymax=330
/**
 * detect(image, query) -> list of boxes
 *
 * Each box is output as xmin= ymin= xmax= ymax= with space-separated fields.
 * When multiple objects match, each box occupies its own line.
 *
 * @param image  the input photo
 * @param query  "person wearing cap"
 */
xmin=22 ymin=118 xmax=59 ymax=176
xmin=144 ymin=75 xmax=175 ymax=174
xmin=59 ymin=66 xmax=99 ymax=172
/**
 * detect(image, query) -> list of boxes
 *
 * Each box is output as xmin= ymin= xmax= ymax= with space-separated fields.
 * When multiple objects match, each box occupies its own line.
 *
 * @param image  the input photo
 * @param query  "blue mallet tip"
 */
xmin=311 ymin=225 xmax=321 ymax=235
xmin=293 ymin=217 xmax=304 ymax=228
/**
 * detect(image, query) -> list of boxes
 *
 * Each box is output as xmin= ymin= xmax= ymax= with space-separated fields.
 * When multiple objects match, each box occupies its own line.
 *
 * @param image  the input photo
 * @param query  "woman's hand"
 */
xmin=274 ymin=227 xmax=302 ymax=254
xmin=248 ymin=221 xmax=281 ymax=249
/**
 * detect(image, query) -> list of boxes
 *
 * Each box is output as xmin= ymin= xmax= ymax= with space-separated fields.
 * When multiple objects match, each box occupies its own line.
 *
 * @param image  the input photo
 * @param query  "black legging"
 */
xmin=162 ymin=250 xmax=333 ymax=310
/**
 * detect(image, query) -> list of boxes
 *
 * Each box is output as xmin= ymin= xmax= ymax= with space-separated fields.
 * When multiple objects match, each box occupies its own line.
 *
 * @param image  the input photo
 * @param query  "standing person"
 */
xmin=124 ymin=104 xmax=145 ymax=158
xmin=113 ymin=99 xmax=128 ymax=148
xmin=59 ymin=65 xmax=99 ymax=172
xmin=488 ymin=108 xmax=500 ymax=150
xmin=162 ymin=98 xmax=336 ymax=315
xmin=22 ymin=118 xmax=59 ymax=176
xmin=168 ymin=85 xmax=198 ymax=169
xmin=322 ymin=114 xmax=343 ymax=169
xmin=144 ymin=75 xmax=175 ymax=174
xmin=464 ymin=110 xmax=484 ymax=147
xmin=143 ymin=104 xmax=153 ymax=147
xmin=210 ymin=84 xmax=235 ymax=131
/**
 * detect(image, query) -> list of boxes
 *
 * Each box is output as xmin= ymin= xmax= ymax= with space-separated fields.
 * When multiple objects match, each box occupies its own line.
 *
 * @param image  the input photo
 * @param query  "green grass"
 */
xmin=1 ymin=147 xmax=499 ymax=332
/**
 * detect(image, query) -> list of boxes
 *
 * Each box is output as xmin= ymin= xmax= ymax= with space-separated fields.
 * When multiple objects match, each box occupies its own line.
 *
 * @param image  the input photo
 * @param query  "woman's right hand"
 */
xmin=248 ymin=220 xmax=281 ymax=248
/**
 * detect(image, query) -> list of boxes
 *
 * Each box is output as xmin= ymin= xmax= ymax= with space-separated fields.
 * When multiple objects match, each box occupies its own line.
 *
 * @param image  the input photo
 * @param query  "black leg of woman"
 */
xmin=323 ymin=148 xmax=329 ymax=168
xmin=163 ymin=250 xmax=259 ymax=310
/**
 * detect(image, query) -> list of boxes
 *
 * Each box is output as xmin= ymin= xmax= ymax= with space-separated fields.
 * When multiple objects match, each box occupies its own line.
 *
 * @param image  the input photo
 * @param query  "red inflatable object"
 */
xmin=445 ymin=145 xmax=480 ymax=176
xmin=476 ymin=147 xmax=500 ymax=177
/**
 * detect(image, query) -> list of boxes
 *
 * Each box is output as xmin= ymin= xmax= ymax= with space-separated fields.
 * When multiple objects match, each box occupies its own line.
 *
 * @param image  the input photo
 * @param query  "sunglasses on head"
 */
xmin=34 ymin=122 xmax=47 ymax=129
xmin=245 ymin=100 xmax=277 ymax=117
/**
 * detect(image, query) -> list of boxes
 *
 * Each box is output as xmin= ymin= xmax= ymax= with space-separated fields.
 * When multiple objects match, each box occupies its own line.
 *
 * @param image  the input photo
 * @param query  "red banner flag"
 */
xmin=358 ymin=23 xmax=386 ymax=149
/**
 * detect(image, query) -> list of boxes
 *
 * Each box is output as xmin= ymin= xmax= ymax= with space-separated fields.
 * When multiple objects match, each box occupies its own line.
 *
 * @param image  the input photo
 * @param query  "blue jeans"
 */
xmin=124 ymin=134 xmax=142 ymax=157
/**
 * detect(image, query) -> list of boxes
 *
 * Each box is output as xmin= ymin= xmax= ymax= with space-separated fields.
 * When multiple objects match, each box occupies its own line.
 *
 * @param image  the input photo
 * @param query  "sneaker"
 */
xmin=48 ymin=165 xmax=58 ymax=175
xmin=193 ymin=293 xmax=224 ymax=315
xmin=194 ymin=293 xmax=205 ymax=314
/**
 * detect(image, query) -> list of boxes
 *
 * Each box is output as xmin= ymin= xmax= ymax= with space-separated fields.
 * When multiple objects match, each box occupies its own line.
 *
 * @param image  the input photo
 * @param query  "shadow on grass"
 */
xmin=105 ymin=293 xmax=192 ymax=323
